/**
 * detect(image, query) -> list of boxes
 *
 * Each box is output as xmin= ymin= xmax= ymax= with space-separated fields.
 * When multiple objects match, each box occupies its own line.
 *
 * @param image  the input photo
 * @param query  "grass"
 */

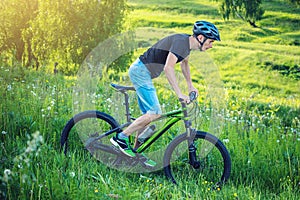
xmin=1 ymin=0 xmax=300 ymax=199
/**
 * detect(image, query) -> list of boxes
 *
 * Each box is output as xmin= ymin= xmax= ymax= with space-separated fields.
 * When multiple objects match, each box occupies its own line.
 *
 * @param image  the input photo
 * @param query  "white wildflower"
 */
xmin=106 ymin=98 xmax=112 ymax=103
xmin=70 ymin=172 xmax=75 ymax=178
xmin=222 ymin=139 xmax=229 ymax=143
xmin=3 ymin=169 xmax=12 ymax=182
xmin=31 ymin=91 xmax=37 ymax=96
xmin=7 ymin=85 xmax=12 ymax=91
xmin=2 ymin=131 xmax=7 ymax=135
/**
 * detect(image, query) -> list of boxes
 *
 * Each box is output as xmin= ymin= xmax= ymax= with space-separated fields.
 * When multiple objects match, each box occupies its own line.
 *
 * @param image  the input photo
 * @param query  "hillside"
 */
xmin=127 ymin=0 xmax=300 ymax=107
xmin=1 ymin=1 xmax=299 ymax=199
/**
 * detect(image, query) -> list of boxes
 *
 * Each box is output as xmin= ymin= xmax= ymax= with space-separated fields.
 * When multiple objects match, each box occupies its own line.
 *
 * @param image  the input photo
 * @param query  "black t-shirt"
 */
xmin=139 ymin=34 xmax=191 ymax=78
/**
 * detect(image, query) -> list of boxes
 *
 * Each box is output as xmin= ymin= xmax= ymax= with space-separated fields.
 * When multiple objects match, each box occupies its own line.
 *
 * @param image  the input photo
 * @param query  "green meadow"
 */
xmin=1 ymin=0 xmax=299 ymax=199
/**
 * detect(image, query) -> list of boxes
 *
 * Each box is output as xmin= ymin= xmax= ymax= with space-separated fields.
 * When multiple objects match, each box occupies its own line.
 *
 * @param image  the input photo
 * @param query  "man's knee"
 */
xmin=144 ymin=113 xmax=161 ymax=123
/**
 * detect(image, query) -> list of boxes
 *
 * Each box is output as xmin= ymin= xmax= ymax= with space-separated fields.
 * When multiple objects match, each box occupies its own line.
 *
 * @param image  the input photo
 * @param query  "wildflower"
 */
xmin=70 ymin=172 xmax=75 ymax=178
xmin=14 ymin=131 xmax=44 ymax=166
xmin=21 ymin=174 xmax=28 ymax=183
xmin=7 ymin=85 xmax=12 ymax=91
xmin=94 ymin=189 xmax=99 ymax=193
xmin=233 ymin=193 xmax=238 ymax=197
xmin=222 ymin=139 xmax=229 ymax=143
xmin=106 ymin=98 xmax=112 ymax=103
xmin=3 ymin=169 xmax=12 ymax=182
xmin=31 ymin=91 xmax=37 ymax=96
xmin=2 ymin=131 xmax=7 ymax=135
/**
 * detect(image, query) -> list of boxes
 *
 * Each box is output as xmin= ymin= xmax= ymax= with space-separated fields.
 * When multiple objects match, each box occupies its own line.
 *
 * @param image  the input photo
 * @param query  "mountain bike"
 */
xmin=60 ymin=83 xmax=231 ymax=187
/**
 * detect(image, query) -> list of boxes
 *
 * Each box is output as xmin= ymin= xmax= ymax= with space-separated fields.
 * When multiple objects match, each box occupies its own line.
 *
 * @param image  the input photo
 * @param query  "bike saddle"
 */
xmin=111 ymin=83 xmax=135 ymax=92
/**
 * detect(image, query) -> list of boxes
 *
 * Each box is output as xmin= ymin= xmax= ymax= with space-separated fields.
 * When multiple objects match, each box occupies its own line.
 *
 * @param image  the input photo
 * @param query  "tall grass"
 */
xmin=1 ymin=0 xmax=300 ymax=199
xmin=1 ymin=62 xmax=299 ymax=199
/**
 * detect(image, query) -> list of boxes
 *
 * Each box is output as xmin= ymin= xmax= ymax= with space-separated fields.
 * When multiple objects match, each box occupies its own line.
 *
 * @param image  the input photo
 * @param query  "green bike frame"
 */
xmin=134 ymin=109 xmax=185 ymax=153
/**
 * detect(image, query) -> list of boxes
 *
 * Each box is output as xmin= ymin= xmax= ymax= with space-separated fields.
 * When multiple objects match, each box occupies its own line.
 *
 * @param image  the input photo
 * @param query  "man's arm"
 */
xmin=164 ymin=52 xmax=189 ymax=101
xmin=180 ymin=57 xmax=198 ymax=95
xmin=180 ymin=57 xmax=193 ymax=90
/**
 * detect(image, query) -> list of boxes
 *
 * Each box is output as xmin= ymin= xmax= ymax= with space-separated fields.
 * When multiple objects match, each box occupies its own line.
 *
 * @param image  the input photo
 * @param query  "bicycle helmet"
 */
xmin=193 ymin=21 xmax=221 ymax=41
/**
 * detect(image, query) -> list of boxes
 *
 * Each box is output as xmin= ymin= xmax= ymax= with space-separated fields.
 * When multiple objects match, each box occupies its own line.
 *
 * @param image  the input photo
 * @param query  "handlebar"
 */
xmin=179 ymin=91 xmax=198 ymax=104
xmin=179 ymin=91 xmax=198 ymax=130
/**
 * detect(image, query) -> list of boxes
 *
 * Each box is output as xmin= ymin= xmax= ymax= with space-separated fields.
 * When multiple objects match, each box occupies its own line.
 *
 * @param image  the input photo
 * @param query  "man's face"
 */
xmin=202 ymin=39 xmax=214 ymax=51
xmin=198 ymin=35 xmax=215 ymax=51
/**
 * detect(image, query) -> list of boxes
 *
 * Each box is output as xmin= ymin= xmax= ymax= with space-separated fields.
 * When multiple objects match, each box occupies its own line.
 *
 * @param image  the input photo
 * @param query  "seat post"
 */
xmin=123 ymin=92 xmax=131 ymax=122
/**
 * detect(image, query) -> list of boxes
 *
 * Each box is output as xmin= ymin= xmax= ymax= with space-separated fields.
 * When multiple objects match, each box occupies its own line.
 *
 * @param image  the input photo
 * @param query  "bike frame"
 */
xmin=134 ymin=109 xmax=184 ymax=153
xmin=105 ymin=83 xmax=196 ymax=154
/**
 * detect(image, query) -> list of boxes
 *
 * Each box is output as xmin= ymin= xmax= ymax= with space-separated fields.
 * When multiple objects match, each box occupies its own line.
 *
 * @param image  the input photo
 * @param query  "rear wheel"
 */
xmin=164 ymin=131 xmax=231 ymax=188
xmin=60 ymin=110 xmax=130 ymax=168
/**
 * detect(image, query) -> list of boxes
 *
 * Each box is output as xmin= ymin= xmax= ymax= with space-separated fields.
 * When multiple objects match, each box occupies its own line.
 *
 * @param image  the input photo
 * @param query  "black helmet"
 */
xmin=193 ymin=20 xmax=221 ymax=41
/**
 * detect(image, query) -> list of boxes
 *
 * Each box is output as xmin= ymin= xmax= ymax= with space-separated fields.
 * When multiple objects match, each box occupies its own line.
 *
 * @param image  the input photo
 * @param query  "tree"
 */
xmin=0 ymin=0 xmax=38 ymax=62
xmin=214 ymin=0 xmax=264 ymax=27
xmin=0 ymin=0 xmax=130 ymax=74
xmin=24 ymin=0 xmax=129 ymax=73
xmin=288 ymin=0 xmax=300 ymax=5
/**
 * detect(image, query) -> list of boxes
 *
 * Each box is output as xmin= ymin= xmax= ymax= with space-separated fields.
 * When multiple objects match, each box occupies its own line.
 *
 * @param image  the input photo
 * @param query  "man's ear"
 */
xmin=197 ymin=34 xmax=204 ymax=42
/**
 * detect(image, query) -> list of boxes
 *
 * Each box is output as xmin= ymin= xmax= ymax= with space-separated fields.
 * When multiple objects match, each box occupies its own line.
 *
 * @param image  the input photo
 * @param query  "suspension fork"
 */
xmin=181 ymin=100 xmax=200 ymax=169
xmin=188 ymin=130 xmax=200 ymax=169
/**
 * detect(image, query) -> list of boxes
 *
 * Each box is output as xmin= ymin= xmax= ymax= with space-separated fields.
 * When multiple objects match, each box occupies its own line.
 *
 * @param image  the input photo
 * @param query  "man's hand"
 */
xmin=178 ymin=93 xmax=190 ymax=103
xmin=188 ymin=85 xmax=199 ymax=97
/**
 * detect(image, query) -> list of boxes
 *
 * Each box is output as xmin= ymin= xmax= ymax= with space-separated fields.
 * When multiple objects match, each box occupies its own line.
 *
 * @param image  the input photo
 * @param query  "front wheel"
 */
xmin=164 ymin=131 xmax=231 ymax=187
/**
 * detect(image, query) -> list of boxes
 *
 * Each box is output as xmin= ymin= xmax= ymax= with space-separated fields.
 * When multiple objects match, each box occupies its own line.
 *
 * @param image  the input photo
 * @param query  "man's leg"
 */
xmin=111 ymin=58 xmax=161 ymax=160
xmin=110 ymin=114 xmax=160 ymax=158
xmin=123 ymin=113 xmax=161 ymax=136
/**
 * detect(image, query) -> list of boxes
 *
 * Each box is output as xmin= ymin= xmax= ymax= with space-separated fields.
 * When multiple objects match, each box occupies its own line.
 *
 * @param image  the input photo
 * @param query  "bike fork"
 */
xmin=187 ymin=129 xmax=201 ymax=169
xmin=188 ymin=142 xmax=201 ymax=169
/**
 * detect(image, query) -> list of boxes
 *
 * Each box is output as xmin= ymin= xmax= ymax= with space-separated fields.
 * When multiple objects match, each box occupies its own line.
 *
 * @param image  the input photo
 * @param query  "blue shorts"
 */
xmin=128 ymin=59 xmax=162 ymax=115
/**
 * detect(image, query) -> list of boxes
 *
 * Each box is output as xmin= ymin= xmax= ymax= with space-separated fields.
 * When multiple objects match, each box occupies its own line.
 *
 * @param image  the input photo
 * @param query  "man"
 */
xmin=110 ymin=20 xmax=221 ymax=167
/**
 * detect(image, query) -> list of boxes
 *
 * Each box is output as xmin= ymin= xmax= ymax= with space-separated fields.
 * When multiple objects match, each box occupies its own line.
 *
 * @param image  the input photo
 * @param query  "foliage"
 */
xmin=289 ymin=0 xmax=300 ymax=5
xmin=0 ymin=0 xmax=130 ymax=74
xmin=0 ymin=0 xmax=38 ymax=61
xmin=213 ymin=0 xmax=264 ymax=27
xmin=213 ymin=0 xmax=300 ymax=26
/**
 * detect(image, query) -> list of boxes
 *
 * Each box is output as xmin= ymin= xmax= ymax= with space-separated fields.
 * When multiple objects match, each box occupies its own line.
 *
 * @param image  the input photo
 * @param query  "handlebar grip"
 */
xmin=189 ymin=91 xmax=197 ymax=102
xmin=178 ymin=92 xmax=198 ymax=103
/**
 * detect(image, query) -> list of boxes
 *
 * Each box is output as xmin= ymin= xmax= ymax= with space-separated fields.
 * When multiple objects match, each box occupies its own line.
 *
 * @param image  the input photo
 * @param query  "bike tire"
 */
xmin=60 ymin=110 xmax=127 ymax=166
xmin=163 ymin=131 xmax=231 ymax=187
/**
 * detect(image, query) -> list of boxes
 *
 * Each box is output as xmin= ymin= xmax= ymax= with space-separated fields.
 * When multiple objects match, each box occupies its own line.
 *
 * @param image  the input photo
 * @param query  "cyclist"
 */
xmin=110 ymin=20 xmax=221 ymax=167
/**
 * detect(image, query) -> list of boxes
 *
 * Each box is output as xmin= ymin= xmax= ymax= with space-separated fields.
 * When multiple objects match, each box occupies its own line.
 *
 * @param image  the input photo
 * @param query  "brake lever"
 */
xmin=189 ymin=91 xmax=198 ymax=102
